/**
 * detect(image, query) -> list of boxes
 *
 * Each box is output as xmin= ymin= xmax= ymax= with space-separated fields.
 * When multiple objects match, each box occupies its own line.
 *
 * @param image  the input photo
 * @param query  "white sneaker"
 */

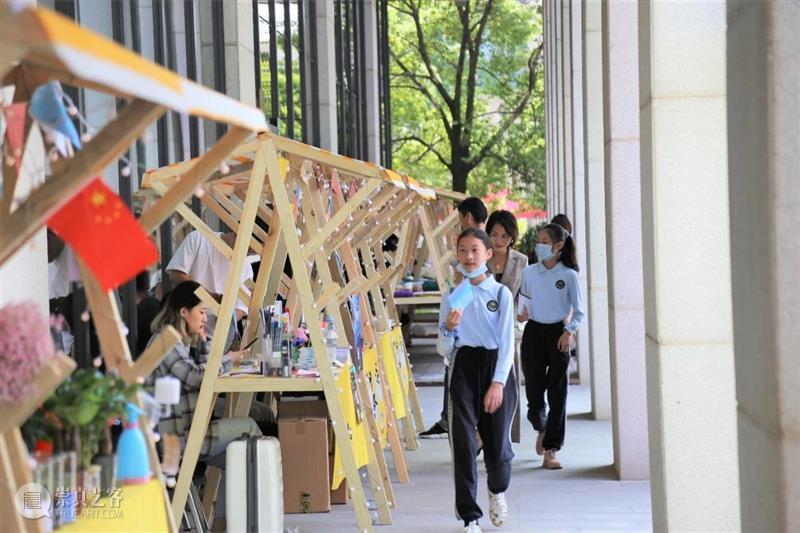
xmin=488 ymin=491 xmax=508 ymax=527
xmin=463 ymin=520 xmax=482 ymax=532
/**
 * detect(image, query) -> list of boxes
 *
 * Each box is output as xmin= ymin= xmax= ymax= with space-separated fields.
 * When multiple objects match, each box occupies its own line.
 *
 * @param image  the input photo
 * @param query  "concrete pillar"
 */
xmin=199 ymin=0 xmax=257 ymax=143
xmin=561 ymin=0 xmax=574 ymax=220
xmin=553 ymin=0 xmax=565 ymax=213
xmin=363 ymin=0 xmax=381 ymax=164
xmin=727 ymin=2 xmax=799 ymax=531
xmin=638 ymin=2 xmax=740 ymax=530
xmin=545 ymin=0 xmax=556 ymax=215
xmin=601 ymin=0 xmax=649 ymax=480
xmin=581 ymin=0 xmax=611 ymax=420
xmin=0 ymin=122 xmax=48 ymax=311
xmin=544 ymin=0 xmax=552 ymax=213
xmin=569 ymin=0 xmax=590 ymax=391
xmin=314 ymin=0 xmax=338 ymax=151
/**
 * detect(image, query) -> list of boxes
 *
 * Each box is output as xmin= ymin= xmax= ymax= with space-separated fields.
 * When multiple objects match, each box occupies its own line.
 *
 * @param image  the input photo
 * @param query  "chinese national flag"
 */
xmin=48 ymin=177 xmax=158 ymax=291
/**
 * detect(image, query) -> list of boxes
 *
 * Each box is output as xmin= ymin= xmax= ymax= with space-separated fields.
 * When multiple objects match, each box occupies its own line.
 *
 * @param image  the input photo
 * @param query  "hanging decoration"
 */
xmin=1 ymin=101 xmax=26 ymax=173
xmin=28 ymin=81 xmax=81 ymax=156
xmin=47 ymin=177 xmax=158 ymax=291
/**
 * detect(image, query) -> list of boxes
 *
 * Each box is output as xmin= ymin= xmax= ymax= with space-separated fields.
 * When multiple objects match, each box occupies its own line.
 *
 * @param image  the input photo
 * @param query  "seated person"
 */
xmin=135 ymin=270 xmax=161 ymax=358
xmin=146 ymin=281 xmax=274 ymax=466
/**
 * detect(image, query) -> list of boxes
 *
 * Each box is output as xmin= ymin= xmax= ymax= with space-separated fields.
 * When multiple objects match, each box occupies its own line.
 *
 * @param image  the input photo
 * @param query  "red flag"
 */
xmin=48 ymin=177 xmax=158 ymax=291
xmin=2 ymin=102 xmax=27 ymax=173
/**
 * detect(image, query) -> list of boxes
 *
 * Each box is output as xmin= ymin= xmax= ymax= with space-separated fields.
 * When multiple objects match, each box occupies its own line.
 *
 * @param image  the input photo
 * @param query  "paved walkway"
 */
xmin=285 ymin=380 xmax=652 ymax=532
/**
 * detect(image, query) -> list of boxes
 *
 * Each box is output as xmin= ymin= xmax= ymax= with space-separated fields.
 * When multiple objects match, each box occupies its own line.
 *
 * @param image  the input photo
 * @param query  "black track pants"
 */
xmin=448 ymin=346 xmax=517 ymax=524
xmin=520 ymin=320 xmax=570 ymax=451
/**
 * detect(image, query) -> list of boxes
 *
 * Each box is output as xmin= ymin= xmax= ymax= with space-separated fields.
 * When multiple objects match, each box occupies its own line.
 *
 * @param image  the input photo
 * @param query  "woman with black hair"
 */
xmin=485 ymin=210 xmax=527 ymax=442
xmin=518 ymin=223 xmax=585 ymax=469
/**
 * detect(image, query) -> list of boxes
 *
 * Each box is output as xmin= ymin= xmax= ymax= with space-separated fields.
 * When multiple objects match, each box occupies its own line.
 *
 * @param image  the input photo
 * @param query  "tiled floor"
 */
xmin=284 ymin=356 xmax=653 ymax=533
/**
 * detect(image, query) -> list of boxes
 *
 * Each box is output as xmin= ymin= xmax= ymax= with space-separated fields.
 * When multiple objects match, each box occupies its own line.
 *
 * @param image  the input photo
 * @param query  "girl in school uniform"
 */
xmin=438 ymin=228 xmax=517 ymax=533
xmin=518 ymin=223 xmax=585 ymax=470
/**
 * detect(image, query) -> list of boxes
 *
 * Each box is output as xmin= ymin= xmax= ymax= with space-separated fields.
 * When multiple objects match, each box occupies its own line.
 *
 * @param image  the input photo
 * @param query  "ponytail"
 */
xmin=560 ymin=235 xmax=579 ymax=271
xmin=542 ymin=223 xmax=579 ymax=271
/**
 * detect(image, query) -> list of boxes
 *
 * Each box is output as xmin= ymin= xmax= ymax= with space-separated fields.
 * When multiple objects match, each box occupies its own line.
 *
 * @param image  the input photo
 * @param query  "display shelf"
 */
xmin=215 ymin=375 xmax=325 ymax=393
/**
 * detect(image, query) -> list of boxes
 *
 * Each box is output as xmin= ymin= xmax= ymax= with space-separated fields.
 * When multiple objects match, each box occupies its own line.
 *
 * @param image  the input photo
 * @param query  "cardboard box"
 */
xmin=280 ymin=397 xmax=346 ymax=504
xmin=279 ymin=417 xmax=330 ymax=513
xmin=279 ymin=397 xmax=328 ymax=419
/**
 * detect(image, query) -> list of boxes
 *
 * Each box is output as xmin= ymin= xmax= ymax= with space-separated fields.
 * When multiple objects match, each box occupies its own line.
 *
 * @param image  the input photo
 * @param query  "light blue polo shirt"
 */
xmin=437 ymin=276 xmax=515 ymax=385
xmin=520 ymin=261 xmax=585 ymax=333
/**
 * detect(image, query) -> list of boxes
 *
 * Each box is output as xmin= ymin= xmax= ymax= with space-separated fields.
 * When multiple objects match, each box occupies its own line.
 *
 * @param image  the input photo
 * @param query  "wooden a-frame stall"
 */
xmin=142 ymin=131 xmax=443 ymax=531
xmin=0 ymin=5 xmax=266 ymax=532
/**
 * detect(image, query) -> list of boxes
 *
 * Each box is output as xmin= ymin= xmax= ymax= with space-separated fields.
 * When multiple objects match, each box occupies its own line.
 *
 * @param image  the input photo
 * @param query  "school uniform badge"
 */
xmin=555 ymin=280 xmax=566 ymax=289
xmin=487 ymin=300 xmax=499 ymax=312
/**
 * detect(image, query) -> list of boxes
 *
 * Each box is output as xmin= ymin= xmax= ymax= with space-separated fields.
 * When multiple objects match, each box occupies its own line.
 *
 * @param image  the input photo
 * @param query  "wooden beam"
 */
xmin=130 ymin=326 xmax=181 ymax=381
xmin=78 ymin=261 xmax=136 ymax=379
xmin=149 ymin=181 xmax=232 ymax=259
xmin=139 ymin=127 xmax=251 ymax=233
xmin=302 ymin=179 xmax=382 ymax=259
xmin=264 ymin=139 xmax=376 ymax=531
xmin=0 ymin=99 xmax=164 ymax=266
xmin=170 ymin=139 xmax=267 ymax=522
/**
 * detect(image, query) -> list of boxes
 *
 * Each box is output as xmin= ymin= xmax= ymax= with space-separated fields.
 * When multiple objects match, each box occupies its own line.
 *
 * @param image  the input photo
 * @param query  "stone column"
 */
xmin=544 ymin=0 xmax=553 ymax=213
xmin=569 ymin=0 xmax=590 ymax=390
xmin=560 ymin=0 xmax=574 ymax=219
xmin=363 ymin=0 xmax=381 ymax=163
xmin=553 ymin=0 xmax=565 ymax=213
xmin=199 ymin=0 xmax=257 ymax=143
xmin=314 ymin=0 xmax=338 ymax=151
xmin=601 ymin=0 xmax=649 ymax=480
xmin=581 ymin=0 xmax=611 ymax=420
xmin=639 ymin=2 xmax=740 ymax=530
xmin=545 ymin=0 xmax=555 ymax=213
xmin=727 ymin=2 xmax=799 ymax=531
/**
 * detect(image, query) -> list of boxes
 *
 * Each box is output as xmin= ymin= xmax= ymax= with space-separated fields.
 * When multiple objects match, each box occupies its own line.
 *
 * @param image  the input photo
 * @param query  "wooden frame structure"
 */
xmin=142 ymin=132 xmax=447 ymax=531
xmin=0 ymin=5 xmax=266 ymax=532
xmin=392 ymin=187 xmax=465 ymax=307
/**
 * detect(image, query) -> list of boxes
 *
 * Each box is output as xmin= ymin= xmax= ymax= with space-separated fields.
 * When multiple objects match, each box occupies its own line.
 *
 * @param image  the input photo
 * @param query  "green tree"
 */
xmin=389 ymin=0 xmax=545 ymax=206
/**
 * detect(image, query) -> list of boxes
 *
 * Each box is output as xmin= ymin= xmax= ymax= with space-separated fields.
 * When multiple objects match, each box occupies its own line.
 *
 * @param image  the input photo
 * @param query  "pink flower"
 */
xmin=0 ymin=301 xmax=56 ymax=403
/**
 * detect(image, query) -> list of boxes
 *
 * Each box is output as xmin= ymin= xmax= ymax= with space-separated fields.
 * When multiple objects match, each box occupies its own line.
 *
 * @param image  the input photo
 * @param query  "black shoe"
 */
xmin=419 ymin=422 xmax=448 ymax=439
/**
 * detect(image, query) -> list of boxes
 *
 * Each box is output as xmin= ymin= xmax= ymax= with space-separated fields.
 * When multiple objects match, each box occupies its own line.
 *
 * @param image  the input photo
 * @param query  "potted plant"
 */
xmin=24 ymin=369 xmax=139 ymax=493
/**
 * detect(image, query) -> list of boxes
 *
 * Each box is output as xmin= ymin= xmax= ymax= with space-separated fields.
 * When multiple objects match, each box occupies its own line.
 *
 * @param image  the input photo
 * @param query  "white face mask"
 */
xmin=457 ymin=262 xmax=488 ymax=279
xmin=536 ymin=243 xmax=555 ymax=262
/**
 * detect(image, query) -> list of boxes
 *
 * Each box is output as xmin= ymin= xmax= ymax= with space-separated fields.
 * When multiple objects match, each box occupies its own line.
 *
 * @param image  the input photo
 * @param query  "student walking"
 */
xmin=438 ymin=228 xmax=517 ymax=532
xmin=420 ymin=197 xmax=488 ymax=439
xmin=518 ymin=223 xmax=585 ymax=469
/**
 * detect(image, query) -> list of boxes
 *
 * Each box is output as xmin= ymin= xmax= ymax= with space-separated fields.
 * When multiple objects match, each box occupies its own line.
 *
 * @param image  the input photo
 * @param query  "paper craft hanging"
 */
xmin=379 ymin=332 xmax=407 ymax=419
xmin=362 ymin=346 xmax=388 ymax=446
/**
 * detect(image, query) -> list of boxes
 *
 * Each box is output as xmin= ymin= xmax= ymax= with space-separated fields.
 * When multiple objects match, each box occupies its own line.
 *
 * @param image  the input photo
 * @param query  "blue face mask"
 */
xmin=536 ymin=243 xmax=555 ymax=262
xmin=457 ymin=262 xmax=488 ymax=279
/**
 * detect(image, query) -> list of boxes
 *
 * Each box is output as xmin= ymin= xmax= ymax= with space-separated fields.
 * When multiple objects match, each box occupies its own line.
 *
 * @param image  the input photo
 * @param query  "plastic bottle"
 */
xmin=115 ymin=403 xmax=152 ymax=485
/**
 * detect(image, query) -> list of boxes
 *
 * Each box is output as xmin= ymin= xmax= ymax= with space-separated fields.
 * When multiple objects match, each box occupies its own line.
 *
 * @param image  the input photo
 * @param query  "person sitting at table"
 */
xmin=146 ymin=281 xmax=275 ymax=459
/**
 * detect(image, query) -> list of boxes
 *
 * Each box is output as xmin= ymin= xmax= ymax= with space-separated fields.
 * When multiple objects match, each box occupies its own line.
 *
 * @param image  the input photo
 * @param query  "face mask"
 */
xmin=457 ymin=262 xmax=488 ymax=279
xmin=536 ymin=243 xmax=555 ymax=262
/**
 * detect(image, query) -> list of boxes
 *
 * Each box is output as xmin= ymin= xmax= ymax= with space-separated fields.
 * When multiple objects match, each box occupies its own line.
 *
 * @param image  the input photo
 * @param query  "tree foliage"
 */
xmin=389 ymin=0 xmax=545 ymax=207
